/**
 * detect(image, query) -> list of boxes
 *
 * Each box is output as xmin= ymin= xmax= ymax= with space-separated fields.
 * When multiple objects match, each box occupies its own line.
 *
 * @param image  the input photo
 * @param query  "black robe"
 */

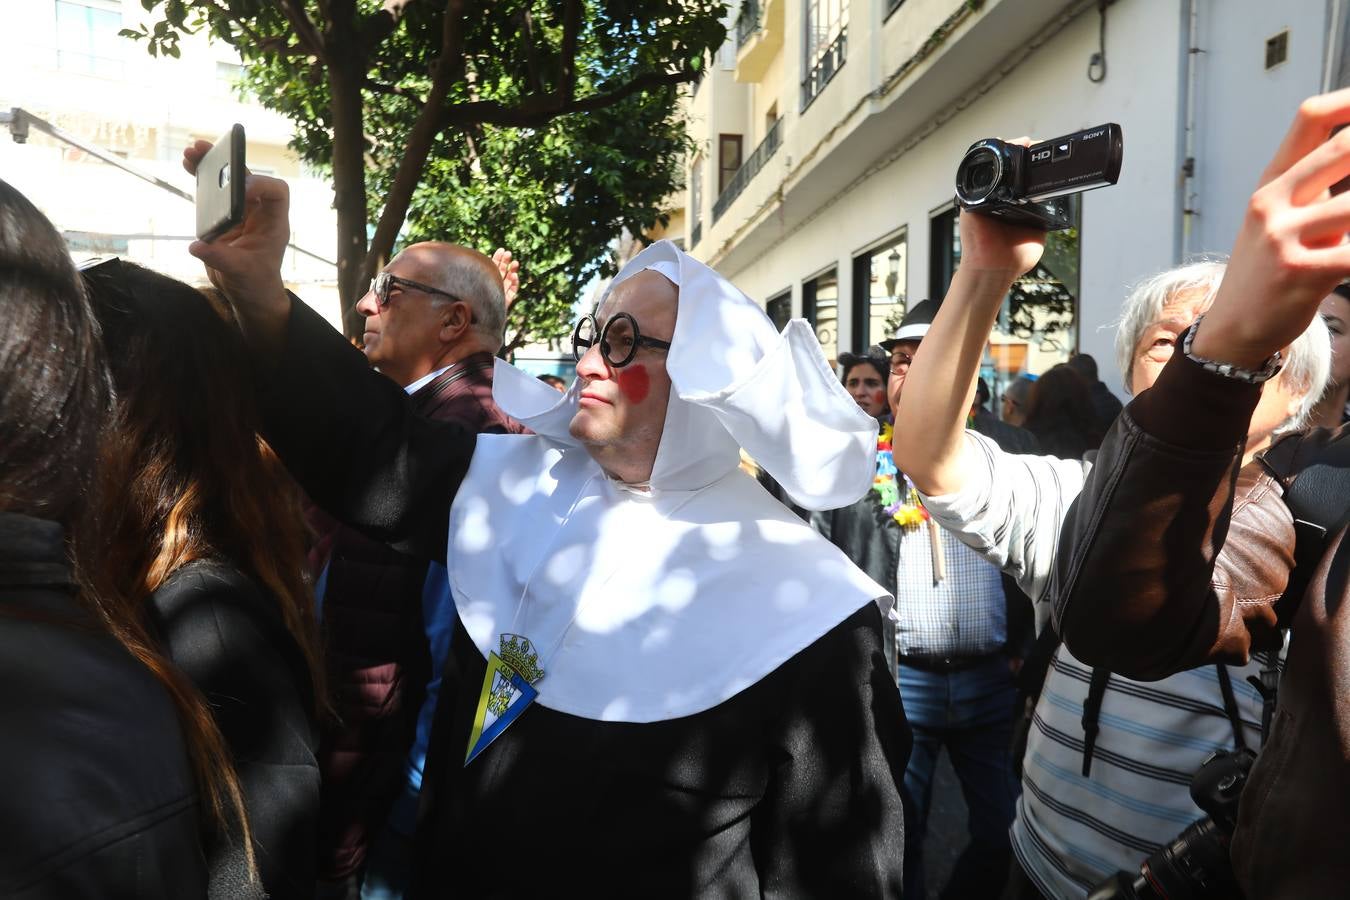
xmin=258 ymin=300 xmax=912 ymax=898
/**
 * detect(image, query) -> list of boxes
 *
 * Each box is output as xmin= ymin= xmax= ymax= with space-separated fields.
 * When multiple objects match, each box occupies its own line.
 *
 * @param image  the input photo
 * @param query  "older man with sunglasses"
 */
xmin=311 ymin=241 xmax=530 ymax=899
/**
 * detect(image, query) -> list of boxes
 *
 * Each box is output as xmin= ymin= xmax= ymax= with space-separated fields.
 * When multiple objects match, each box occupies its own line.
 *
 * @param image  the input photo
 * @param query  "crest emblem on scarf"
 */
xmin=465 ymin=633 xmax=544 ymax=765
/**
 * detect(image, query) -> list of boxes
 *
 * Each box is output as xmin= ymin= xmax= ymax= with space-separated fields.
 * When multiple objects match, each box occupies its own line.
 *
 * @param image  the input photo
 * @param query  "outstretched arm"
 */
xmin=182 ymin=144 xmax=471 ymax=563
xmin=891 ymin=201 xmax=1044 ymax=496
xmin=1055 ymin=88 xmax=1350 ymax=675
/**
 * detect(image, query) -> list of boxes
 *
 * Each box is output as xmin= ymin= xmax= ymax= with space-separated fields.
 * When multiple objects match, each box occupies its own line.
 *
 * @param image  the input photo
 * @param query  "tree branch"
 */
xmin=518 ymin=8 xmax=544 ymax=95
xmin=440 ymin=67 xmax=693 ymax=128
xmin=279 ymin=0 xmax=328 ymax=61
xmin=362 ymin=0 xmax=468 ymax=281
xmin=555 ymin=0 xmax=583 ymax=103
xmin=359 ymin=0 xmax=417 ymax=53
xmin=364 ymin=77 xmax=416 ymax=97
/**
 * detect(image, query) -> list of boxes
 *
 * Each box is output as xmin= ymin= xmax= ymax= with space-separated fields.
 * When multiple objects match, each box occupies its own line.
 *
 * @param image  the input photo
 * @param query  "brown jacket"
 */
xmin=1053 ymin=349 xmax=1350 ymax=898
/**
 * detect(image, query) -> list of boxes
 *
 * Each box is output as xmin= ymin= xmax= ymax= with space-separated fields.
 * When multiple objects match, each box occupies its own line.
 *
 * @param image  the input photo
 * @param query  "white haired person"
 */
xmin=181 ymin=148 xmax=910 ymax=897
xmin=888 ymin=218 xmax=1329 ymax=895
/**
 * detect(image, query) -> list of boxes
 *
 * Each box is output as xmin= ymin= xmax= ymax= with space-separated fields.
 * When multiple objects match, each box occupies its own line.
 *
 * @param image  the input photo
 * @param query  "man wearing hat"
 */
xmin=879 ymin=300 xmax=1021 ymax=900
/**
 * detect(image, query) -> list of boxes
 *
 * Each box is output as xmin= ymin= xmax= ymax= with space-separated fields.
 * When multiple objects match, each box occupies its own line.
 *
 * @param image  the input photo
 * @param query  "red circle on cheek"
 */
xmin=616 ymin=365 xmax=651 ymax=404
xmin=872 ymin=389 xmax=886 ymax=407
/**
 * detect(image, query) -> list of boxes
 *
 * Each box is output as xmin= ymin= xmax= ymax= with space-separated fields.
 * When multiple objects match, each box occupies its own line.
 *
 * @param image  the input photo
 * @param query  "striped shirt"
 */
xmin=922 ymin=431 xmax=1275 ymax=897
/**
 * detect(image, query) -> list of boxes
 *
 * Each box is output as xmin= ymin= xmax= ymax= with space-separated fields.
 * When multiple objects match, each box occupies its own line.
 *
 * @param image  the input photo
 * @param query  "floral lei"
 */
xmin=873 ymin=422 xmax=929 ymax=529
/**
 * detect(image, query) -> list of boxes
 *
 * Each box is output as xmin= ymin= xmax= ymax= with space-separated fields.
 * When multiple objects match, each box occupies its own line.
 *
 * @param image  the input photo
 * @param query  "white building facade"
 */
xmin=0 ymin=0 xmax=342 ymax=327
xmin=684 ymin=0 xmax=1343 ymax=399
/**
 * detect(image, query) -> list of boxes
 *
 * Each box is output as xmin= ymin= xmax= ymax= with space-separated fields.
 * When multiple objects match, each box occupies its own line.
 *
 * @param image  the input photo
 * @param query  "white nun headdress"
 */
xmin=446 ymin=240 xmax=891 ymax=724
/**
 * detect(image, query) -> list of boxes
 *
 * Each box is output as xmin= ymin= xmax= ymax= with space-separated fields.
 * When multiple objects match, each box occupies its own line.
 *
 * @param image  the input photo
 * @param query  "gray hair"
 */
xmin=1113 ymin=258 xmax=1331 ymax=434
xmin=436 ymin=256 xmax=507 ymax=353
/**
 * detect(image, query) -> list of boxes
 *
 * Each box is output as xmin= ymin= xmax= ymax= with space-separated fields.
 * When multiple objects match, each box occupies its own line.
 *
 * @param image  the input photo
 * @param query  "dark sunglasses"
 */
xmin=572 ymin=312 xmax=671 ymax=369
xmin=372 ymin=271 xmax=465 ymax=309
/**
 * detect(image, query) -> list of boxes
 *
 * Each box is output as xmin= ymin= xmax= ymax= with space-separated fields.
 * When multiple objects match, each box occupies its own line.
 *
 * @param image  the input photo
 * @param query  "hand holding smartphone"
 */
xmin=195 ymin=124 xmax=245 ymax=242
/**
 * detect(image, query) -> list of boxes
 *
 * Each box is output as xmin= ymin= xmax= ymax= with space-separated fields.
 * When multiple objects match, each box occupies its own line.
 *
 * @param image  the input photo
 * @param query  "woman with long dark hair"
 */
xmin=0 ymin=178 xmax=212 ymax=896
xmin=80 ymin=260 xmax=324 ymax=898
xmin=1020 ymin=364 xmax=1104 ymax=461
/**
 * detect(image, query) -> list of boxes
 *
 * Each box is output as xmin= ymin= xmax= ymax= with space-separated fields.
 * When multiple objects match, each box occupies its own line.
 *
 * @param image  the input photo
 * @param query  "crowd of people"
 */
xmin=5 ymin=87 xmax=1350 ymax=900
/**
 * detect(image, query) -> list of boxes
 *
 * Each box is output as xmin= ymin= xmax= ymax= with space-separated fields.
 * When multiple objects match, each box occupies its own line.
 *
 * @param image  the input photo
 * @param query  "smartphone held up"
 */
xmin=195 ymin=124 xmax=245 ymax=242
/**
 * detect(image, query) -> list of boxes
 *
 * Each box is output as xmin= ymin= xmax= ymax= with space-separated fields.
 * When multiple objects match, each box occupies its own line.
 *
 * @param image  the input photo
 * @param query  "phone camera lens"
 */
xmin=219 ymin=165 xmax=231 ymax=189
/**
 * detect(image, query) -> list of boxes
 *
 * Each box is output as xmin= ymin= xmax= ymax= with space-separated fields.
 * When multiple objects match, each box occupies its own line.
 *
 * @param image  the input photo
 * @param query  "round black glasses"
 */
xmin=572 ymin=312 xmax=672 ymax=369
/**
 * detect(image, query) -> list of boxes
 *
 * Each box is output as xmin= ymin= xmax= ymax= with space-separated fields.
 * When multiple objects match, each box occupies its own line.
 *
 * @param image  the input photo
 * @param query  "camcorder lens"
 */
xmin=958 ymin=148 xmax=1001 ymax=202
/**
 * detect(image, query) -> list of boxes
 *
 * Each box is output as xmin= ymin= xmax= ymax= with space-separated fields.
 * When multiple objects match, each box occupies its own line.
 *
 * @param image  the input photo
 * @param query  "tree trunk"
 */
xmin=363 ymin=0 xmax=466 ymax=292
xmin=328 ymin=48 xmax=370 ymax=337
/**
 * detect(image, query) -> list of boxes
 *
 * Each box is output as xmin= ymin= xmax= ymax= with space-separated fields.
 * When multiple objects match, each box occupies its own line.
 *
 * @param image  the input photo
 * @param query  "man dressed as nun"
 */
xmin=188 ymin=163 xmax=910 ymax=898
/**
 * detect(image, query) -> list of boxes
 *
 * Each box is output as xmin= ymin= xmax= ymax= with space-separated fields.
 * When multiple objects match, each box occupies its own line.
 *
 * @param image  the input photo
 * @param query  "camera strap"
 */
xmin=1214 ymin=663 xmax=1249 ymax=752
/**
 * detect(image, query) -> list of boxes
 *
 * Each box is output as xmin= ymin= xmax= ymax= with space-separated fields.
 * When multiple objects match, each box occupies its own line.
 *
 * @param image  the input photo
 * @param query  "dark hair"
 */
xmin=80 ymin=261 xmax=328 ymax=872
xmin=0 ymin=184 xmax=251 ymax=872
xmin=0 ymin=179 xmax=111 ymax=523
xmin=538 ymin=373 xmax=566 ymax=388
xmin=839 ymin=349 xmax=889 ymax=386
xmin=1066 ymin=353 xmax=1099 ymax=382
xmin=1333 ymin=282 xmax=1350 ymax=302
xmin=975 ymin=377 xmax=991 ymax=409
xmin=1023 ymin=364 xmax=1104 ymax=460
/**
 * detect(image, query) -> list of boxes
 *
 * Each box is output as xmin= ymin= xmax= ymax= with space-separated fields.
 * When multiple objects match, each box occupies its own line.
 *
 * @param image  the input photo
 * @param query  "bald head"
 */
xmin=400 ymin=242 xmax=507 ymax=351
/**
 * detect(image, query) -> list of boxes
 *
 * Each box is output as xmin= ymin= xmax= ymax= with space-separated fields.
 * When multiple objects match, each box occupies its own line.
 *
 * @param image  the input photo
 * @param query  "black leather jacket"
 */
xmin=0 ymin=512 xmax=207 ymax=898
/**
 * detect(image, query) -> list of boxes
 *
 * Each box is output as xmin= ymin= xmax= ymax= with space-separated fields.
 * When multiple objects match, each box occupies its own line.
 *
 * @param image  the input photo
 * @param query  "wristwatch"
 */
xmin=1181 ymin=317 xmax=1283 ymax=384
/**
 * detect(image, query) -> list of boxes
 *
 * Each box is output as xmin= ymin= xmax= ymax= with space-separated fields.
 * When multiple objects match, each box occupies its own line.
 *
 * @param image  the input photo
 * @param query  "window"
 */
xmin=55 ymin=0 xmax=124 ymax=78
xmin=1265 ymin=29 xmax=1289 ymax=70
xmin=766 ymin=291 xmax=791 ymax=332
xmin=802 ymin=0 xmax=847 ymax=109
xmin=928 ymin=206 xmax=961 ymax=302
xmin=718 ymin=135 xmax=743 ymax=195
xmin=851 ymin=232 xmax=907 ymax=351
xmin=803 ymin=268 xmax=839 ymax=362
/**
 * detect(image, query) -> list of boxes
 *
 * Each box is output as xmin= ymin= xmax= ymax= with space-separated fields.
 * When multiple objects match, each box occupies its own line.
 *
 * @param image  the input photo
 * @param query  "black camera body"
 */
xmin=954 ymin=123 xmax=1123 ymax=230
xmin=1088 ymin=747 xmax=1255 ymax=900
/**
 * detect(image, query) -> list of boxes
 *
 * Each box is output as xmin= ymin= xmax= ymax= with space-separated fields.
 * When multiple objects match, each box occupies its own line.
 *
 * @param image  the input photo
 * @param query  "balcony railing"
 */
xmin=712 ymin=117 xmax=782 ymax=223
xmin=801 ymin=26 xmax=847 ymax=109
xmin=691 ymin=220 xmax=703 ymax=247
xmin=736 ymin=0 xmax=761 ymax=48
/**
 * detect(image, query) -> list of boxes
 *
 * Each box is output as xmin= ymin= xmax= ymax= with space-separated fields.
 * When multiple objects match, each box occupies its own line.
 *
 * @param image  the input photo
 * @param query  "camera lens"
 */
xmin=957 ymin=146 xmax=1002 ymax=204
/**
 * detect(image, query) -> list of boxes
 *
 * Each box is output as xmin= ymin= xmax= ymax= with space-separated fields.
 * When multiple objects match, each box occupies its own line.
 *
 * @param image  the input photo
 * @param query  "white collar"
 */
xmin=403 ymin=364 xmax=453 ymax=395
xmin=449 ymin=435 xmax=891 ymax=722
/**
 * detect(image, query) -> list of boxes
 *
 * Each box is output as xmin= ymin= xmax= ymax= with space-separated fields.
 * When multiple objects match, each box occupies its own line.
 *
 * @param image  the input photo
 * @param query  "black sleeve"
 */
xmin=255 ymin=297 xmax=477 ymax=564
xmin=752 ymin=602 xmax=910 ymax=899
xmin=151 ymin=566 xmax=319 ymax=900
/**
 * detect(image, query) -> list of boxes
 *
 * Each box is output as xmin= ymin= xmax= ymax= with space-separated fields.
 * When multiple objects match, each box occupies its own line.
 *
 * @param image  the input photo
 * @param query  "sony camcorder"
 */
xmin=954 ymin=123 xmax=1123 ymax=230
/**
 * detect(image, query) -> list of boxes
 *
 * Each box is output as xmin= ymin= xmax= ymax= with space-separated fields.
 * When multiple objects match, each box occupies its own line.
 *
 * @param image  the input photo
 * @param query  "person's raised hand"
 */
xmin=183 ymin=140 xmax=291 ymax=355
xmin=1193 ymin=89 xmax=1350 ymax=367
xmin=955 ymin=138 xmax=1048 ymax=283
xmin=492 ymin=247 xmax=520 ymax=308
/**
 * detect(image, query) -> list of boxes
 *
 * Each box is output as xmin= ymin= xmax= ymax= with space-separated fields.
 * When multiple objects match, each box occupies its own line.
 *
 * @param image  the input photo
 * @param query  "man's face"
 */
xmin=844 ymin=363 xmax=888 ymax=418
xmin=1131 ymin=286 xmax=1300 ymax=448
xmin=1129 ymin=288 xmax=1209 ymax=396
xmin=886 ymin=339 xmax=922 ymax=410
xmin=568 ymin=271 xmax=676 ymax=479
xmin=354 ymin=246 xmax=453 ymax=387
xmin=1321 ymin=292 xmax=1350 ymax=388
